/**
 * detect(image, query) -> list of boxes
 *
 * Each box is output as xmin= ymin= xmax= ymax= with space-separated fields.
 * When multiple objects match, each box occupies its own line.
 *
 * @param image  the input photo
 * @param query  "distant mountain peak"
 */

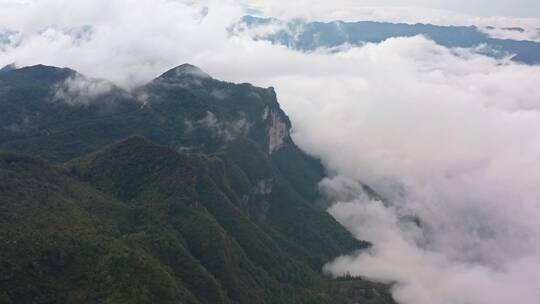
xmin=0 ymin=64 xmax=76 ymax=86
xmin=158 ymin=63 xmax=212 ymax=81
xmin=238 ymin=15 xmax=540 ymax=65
xmin=19 ymin=64 xmax=74 ymax=73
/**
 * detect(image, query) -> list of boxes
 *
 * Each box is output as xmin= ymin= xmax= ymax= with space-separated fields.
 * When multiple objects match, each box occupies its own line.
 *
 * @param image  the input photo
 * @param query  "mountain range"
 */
xmin=239 ymin=16 xmax=540 ymax=65
xmin=0 ymin=63 xmax=395 ymax=304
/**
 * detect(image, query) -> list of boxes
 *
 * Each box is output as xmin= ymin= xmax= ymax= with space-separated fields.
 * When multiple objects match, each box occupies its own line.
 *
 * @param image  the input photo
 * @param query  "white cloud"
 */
xmin=197 ymin=111 xmax=252 ymax=141
xmin=273 ymin=38 xmax=540 ymax=304
xmin=0 ymin=0 xmax=243 ymax=87
xmin=2 ymin=1 xmax=540 ymax=304
xmin=52 ymin=74 xmax=116 ymax=105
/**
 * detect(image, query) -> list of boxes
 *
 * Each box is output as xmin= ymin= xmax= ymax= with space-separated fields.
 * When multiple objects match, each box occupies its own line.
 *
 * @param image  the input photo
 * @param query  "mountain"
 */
xmin=239 ymin=16 xmax=540 ymax=65
xmin=0 ymin=64 xmax=394 ymax=303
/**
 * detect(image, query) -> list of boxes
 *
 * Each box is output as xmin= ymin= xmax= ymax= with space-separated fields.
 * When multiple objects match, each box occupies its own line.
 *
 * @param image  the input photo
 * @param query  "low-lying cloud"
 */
xmin=196 ymin=111 xmax=252 ymax=142
xmin=276 ymin=37 xmax=540 ymax=304
xmin=51 ymin=74 xmax=116 ymax=105
xmin=2 ymin=1 xmax=540 ymax=304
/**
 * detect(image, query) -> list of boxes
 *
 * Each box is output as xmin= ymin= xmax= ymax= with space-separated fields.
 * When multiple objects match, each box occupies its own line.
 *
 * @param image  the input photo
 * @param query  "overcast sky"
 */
xmin=251 ymin=0 xmax=540 ymax=19
xmin=364 ymin=0 xmax=540 ymax=18
xmin=402 ymin=0 xmax=540 ymax=18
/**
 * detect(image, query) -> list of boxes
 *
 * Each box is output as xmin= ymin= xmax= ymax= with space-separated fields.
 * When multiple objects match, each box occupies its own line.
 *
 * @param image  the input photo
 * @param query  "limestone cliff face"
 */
xmin=263 ymin=108 xmax=289 ymax=155
xmin=254 ymin=178 xmax=274 ymax=195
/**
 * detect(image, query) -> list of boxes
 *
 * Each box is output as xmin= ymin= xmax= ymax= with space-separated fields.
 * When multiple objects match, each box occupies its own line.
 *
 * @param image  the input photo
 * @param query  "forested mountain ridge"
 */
xmin=238 ymin=16 xmax=540 ymax=64
xmin=0 ymin=64 xmax=394 ymax=303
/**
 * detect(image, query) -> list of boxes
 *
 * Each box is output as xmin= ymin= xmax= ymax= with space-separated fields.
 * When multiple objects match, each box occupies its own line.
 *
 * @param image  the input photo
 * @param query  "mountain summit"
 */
xmin=0 ymin=64 xmax=75 ymax=86
xmin=144 ymin=63 xmax=293 ymax=157
xmin=158 ymin=63 xmax=213 ymax=80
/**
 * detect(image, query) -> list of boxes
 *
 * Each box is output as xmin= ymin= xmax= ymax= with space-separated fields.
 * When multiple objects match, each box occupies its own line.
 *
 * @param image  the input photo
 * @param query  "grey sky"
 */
xmin=388 ymin=0 xmax=540 ymax=18
xmin=252 ymin=0 xmax=540 ymax=19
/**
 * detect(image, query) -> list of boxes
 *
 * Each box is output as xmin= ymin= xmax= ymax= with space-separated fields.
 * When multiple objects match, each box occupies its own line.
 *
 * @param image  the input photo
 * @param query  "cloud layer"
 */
xmin=279 ymin=36 xmax=540 ymax=304
xmin=2 ymin=1 xmax=540 ymax=304
xmin=271 ymin=38 xmax=540 ymax=304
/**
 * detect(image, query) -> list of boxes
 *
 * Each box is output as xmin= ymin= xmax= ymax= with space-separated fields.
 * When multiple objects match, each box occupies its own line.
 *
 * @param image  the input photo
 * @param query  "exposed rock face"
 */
xmin=268 ymin=110 xmax=288 ymax=154
xmin=262 ymin=106 xmax=269 ymax=120
xmin=254 ymin=179 xmax=273 ymax=195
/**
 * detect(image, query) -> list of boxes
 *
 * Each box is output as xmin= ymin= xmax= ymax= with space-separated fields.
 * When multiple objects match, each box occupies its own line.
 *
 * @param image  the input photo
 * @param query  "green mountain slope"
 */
xmin=0 ymin=63 xmax=365 ymax=264
xmin=0 ymin=64 xmax=393 ymax=304
xmin=0 ymin=151 xmax=202 ymax=303
xmin=0 ymin=139 xmax=392 ymax=304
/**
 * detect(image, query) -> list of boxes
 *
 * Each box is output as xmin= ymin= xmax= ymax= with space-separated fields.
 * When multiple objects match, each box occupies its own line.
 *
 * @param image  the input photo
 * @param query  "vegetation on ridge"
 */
xmin=0 ymin=64 xmax=394 ymax=304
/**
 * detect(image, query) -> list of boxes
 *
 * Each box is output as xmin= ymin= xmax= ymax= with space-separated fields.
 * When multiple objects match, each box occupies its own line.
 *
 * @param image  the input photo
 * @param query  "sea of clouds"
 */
xmin=2 ymin=1 xmax=540 ymax=303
